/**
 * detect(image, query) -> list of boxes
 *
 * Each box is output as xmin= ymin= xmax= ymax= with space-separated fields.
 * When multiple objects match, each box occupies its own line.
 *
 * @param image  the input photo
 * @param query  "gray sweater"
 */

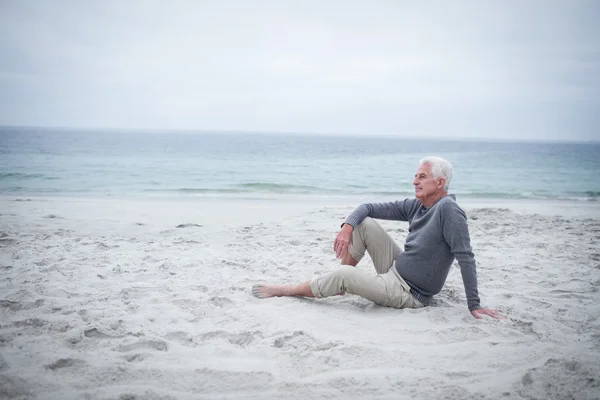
xmin=344 ymin=195 xmax=481 ymax=311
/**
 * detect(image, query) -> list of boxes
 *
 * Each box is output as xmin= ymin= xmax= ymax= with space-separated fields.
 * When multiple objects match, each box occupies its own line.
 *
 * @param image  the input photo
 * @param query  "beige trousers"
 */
xmin=310 ymin=217 xmax=423 ymax=309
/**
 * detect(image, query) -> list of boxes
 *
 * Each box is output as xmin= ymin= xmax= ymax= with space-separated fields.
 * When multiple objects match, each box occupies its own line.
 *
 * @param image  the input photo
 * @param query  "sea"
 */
xmin=1 ymin=126 xmax=599 ymax=203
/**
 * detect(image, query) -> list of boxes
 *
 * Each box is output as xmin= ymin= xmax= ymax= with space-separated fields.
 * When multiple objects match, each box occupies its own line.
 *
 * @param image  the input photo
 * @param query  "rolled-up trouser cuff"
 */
xmin=347 ymin=243 xmax=364 ymax=264
xmin=309 ymin=277 xmax=324 ymax=298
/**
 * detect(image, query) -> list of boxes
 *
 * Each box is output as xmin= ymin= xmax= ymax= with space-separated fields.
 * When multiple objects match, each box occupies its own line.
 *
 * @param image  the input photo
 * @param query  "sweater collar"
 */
xmin=420 ymin=194 xmax=456 ymax=213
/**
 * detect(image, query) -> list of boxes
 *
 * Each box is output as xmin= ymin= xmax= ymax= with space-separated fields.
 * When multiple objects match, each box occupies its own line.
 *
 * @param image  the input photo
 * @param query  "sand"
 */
xmin=1 ymin=196 xmax=599 ymax=400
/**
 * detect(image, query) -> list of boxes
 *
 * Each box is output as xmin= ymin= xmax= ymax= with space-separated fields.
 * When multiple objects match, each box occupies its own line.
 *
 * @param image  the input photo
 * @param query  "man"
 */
xmin=253 ymin=156 xmax=504 ymax=319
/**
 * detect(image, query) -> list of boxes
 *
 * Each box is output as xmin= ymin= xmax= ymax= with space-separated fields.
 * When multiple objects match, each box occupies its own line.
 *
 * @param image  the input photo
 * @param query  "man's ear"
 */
xmin=438 ymin=178 xmax=446 ymax=189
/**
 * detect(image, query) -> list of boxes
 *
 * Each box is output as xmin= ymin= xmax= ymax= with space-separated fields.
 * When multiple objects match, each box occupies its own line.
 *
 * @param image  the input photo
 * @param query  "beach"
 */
xmin=2 ymin=0 xmax=600 ymax=397
xmin=1 ymin=195 xmax=599 ymax=400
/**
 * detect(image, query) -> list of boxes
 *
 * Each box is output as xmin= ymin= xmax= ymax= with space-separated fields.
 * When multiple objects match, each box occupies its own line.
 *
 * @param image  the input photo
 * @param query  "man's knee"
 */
xmin=355 ymin=217 xmax=382 ymax=239
xmin=357 ymin=217 xmax=377 ymax=230
xmin=357 ymin=216 xmax=386 ymax=234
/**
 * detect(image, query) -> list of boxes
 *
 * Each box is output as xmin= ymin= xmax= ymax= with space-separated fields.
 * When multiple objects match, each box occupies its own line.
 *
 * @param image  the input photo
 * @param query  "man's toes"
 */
xmin=252 ymin=284 xmax=265 ymax=299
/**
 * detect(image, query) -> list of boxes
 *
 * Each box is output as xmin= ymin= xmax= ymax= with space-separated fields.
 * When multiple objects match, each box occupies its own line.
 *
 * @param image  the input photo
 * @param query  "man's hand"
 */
xmin=334 ymin=224 xmax=354 ymax=258
xmin=471 ymin=308 xmax=506 ymax=320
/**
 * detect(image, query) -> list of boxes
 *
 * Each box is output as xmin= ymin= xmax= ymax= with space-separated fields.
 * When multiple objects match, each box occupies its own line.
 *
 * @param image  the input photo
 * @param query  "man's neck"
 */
xmin=420 ymin=192 xmax=448 ymax=208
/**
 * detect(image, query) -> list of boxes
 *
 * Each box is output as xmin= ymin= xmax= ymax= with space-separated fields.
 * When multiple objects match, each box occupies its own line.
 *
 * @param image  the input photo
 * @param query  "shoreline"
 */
xmin=2 ymin=193 xmax=599 ymax=218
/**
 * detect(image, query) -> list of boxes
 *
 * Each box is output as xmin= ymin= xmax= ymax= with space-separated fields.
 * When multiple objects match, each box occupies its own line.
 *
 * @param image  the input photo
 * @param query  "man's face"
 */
xmin=413 ymin=164 xmax=445 ymax=202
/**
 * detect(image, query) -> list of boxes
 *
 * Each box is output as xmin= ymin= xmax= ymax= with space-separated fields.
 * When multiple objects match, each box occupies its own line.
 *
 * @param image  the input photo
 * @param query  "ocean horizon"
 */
xmin=1 ymin=126 xmax=599 ymax=203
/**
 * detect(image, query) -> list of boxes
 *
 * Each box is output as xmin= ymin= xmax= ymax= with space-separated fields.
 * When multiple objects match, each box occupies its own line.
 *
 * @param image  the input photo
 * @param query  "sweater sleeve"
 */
xmin=344 ymin=198 xmax=420 ymax=228
xmin=440 ymin=201 xmax=482 ymax=311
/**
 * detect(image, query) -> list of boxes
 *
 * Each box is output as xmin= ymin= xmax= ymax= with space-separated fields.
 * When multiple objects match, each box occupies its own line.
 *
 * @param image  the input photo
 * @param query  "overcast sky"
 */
xmin=1 ymin=1 xmax=598 ymax=140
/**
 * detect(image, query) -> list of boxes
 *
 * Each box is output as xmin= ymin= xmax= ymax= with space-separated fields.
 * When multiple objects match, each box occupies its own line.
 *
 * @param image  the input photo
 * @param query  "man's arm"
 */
xmin=334 ymin=199 xmax=419 ymax=259
xmin=441 ymin=201 xmax=506 ymax=319
xmin=440 ymin=201 xmax=482 ymax=311
xmin=344 ymin=198 xmax=420 ymax=228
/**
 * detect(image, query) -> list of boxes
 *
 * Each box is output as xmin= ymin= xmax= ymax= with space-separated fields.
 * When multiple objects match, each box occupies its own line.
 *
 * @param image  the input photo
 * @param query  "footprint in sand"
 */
xmin=188 ymin=285 xmax=209 ymax=293
xmin=43 ymin=214 xmax=64 ymax=219
xmin=176 ymin=223 xmax=202 ymax=228
xmin=13 ymin=318 xmax=45 ymax=328
xmin=0 ymin=235 xmax=16 ymax=245
xmin=0 ymin=299 xmax=44 ymax=311
xmin=84 ymin=328 xmax=120 ymax=339
xmin=45 ymin=358 xmax=86 ymax=370
xmin=509 ymin=319 xmax=541 ymax=339
xmin=209 ymin=296 xmax=235 ymax=308
xmin=517 ymin=358 xmax=599 ymax=399
xmin=0 ymin=375 xmax=31 ymax=399
xmin=272 ymin=330 xmax=322 ymax=351
xmin=123 ymin=353 xmax=153 ymax=363
xmin=164 ymin=331 xmax=195 ymax=346
xmin=96 ymin=242 xmax=119 ymax=250
xmin=434 ymin=325 xmax=490 ymax=344
xmin=199 ymin=330 xmax=261 ymax=347
xmin=116 ymin=339 xmax=168 ymax=352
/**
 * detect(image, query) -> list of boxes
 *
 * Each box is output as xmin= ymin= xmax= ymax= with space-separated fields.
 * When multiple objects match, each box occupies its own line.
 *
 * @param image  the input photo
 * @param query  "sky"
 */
xmin=0 ymin=1 xmax=599 ymax=141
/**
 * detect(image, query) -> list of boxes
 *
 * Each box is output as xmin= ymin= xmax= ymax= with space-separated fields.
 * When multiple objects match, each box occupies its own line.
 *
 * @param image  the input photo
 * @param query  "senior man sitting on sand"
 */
xmin=253 ymin=156 xmax=504 ymax=319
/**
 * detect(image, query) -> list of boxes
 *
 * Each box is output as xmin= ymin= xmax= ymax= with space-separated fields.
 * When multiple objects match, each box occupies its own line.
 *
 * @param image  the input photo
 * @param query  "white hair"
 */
xmin=419 ymin=156 xmax=453 ymax=192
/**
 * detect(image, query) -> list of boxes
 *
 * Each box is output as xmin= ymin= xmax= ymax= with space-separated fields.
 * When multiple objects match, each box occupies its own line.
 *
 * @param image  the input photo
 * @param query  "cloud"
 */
xmin=0 ymin=0 xmax=598 ymax=140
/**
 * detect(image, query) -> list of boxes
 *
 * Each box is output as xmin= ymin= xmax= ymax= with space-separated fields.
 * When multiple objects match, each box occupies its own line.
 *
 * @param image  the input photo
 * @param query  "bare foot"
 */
xmin=252 ymin=284 xmax=283 ymax=299
xmin=252 ymin=281 xmax=314 ymax=298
